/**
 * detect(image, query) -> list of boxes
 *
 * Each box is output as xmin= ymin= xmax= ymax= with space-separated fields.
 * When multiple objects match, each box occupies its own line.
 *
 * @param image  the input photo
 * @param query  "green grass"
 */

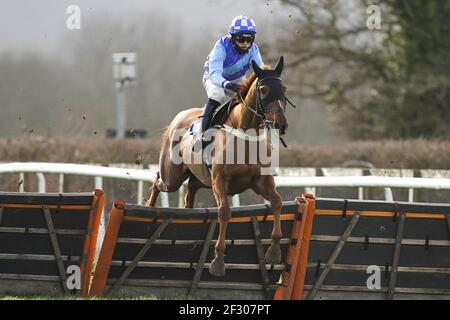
xmin=0 ymin=293 xmax=208 ymax=300
xmin=0 ymin=294 xmax=159 ymax=300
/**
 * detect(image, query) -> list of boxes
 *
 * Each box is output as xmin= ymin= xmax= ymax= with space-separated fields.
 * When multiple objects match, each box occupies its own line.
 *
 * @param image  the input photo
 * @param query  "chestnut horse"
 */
xmin=146 ymin=57 xmax=288 ymax=276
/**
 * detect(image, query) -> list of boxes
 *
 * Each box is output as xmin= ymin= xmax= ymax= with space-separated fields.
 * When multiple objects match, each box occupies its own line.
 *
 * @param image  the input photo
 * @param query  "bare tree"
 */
xmin=276 ymin=0 xmax=450 ymax=139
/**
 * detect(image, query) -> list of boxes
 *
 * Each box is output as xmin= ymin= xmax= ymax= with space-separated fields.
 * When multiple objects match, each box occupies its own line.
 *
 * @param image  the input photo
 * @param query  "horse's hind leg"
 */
xmin=252 ymin=175 xmax=283 ymax=264
xmin=146 ymin=165 xmax=190 ymax=207
xmin=146 ymin=172 xmax=161 ymax=206
xmin=184 ymin=175 xmax=203 ymax=208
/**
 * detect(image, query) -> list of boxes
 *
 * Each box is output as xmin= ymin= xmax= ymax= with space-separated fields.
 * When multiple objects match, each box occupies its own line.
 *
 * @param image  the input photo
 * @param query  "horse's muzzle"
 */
xmin=275 ymin=123 xmax=288 ymax=135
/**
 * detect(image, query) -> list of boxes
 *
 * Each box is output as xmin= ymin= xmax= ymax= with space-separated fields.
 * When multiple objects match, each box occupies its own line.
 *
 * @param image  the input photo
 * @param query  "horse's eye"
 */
xmin=259 ymin=85 xmax=270 ymax=98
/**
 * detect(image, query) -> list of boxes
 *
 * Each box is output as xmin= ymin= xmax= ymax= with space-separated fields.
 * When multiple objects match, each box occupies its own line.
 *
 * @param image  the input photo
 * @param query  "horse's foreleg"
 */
xmin=266 ymin=190 xmax=283 ymax=264
xmin=209 ymin=173 xmax=230 ymax=277
xmin=252 ymin=175 xmax=283 ymax=264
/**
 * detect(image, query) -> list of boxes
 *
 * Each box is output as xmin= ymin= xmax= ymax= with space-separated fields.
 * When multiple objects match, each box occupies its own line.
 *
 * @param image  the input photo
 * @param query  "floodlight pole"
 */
xmin=115 ymin=80 xmax=126 ymax=139
xmin=112 ymin=53 xmax=136 ymax=139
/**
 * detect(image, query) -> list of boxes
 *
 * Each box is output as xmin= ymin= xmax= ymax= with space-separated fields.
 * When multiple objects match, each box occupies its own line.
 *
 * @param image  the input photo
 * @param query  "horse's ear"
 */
xmin=252 ymin=60 xmax=263 ymax=78
xmin=274 ymin=56 xmax=284 ymax=76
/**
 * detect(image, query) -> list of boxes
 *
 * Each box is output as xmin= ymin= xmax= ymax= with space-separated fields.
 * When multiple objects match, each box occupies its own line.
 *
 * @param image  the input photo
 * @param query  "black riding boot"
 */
xmin=200 ymin=98 xmax=220 ymax=148
xmin=201 ymin=99 xmax=221 ymax=133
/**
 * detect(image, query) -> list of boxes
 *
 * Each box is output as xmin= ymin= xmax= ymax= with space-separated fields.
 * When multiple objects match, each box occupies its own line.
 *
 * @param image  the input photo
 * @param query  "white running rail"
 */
xmin=2 ymin=162 xmax=450 ymax=206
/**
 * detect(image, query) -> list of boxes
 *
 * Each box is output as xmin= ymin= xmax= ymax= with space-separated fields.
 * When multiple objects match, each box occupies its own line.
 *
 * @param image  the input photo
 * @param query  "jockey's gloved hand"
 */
xmin=225 ymin=82 xmax=241 ymax=93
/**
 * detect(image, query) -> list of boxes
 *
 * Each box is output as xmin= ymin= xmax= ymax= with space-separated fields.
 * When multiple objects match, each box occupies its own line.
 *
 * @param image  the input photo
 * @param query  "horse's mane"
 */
xmin=161 ymin=126 xmax=170 ymax=144
xmin=238 ymin=64 xmax=272 ymax=101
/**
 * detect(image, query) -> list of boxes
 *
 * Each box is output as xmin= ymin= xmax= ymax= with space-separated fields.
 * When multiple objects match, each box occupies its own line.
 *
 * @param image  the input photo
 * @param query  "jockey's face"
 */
xmin=236 ymin=41 xmax=251 ymax=51
xmin=233 ymin=34 xmax=254 ymax=52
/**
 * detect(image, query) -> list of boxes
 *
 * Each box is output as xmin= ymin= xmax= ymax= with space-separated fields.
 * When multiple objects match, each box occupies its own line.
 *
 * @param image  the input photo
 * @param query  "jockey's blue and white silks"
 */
xmin=204 ymin=36 xmax=264 ymax=89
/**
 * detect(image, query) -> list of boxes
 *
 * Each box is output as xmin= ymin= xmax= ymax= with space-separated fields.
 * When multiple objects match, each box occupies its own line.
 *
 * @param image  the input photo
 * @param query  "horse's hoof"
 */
xmin=209 ymin=255 xmax=225 ymax=277
xmin=265 ymin=244 xmax=281 ymax=264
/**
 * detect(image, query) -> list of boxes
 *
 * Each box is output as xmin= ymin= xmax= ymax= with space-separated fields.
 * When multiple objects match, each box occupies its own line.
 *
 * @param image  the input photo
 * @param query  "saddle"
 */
xmin=189 ymin=97 xmax=240 ymax=135
xmin=188 ymin=97 xmax=240 ymax=175
xmin=209 ymin=97 xmax=240 ymax=129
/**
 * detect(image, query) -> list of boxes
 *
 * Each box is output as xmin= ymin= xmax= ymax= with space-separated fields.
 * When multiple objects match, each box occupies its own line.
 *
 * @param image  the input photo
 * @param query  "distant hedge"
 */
xmin=1 ymin=136 xmax=450 ymax=169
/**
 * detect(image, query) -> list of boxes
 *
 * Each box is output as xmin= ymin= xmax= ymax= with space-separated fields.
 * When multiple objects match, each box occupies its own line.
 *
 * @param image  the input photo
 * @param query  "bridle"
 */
xmin=255 ymin=77 xmax=285 ymax=127
xmin=233 ymin=76 xmax=296 ymax=147
xmin=237 ymin=76 xmax=297 ymax=129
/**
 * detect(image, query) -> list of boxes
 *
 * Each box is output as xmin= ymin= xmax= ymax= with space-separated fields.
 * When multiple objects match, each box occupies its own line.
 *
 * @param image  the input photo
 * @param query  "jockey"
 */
xmin=200 ymin=14 xmax=264 ymax=137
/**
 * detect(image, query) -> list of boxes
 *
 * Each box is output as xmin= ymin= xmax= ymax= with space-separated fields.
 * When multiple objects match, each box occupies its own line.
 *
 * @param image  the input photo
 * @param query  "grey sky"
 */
xmin=0 ymin=1 xmax=346 ymax=144
xmin=0 ymin=0 xmax=288 ymax=54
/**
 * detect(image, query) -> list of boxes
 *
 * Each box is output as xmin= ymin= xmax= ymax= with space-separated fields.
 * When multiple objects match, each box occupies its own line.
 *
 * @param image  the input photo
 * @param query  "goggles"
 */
xmin=234 ymin=35 xmax=255 ymax=44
